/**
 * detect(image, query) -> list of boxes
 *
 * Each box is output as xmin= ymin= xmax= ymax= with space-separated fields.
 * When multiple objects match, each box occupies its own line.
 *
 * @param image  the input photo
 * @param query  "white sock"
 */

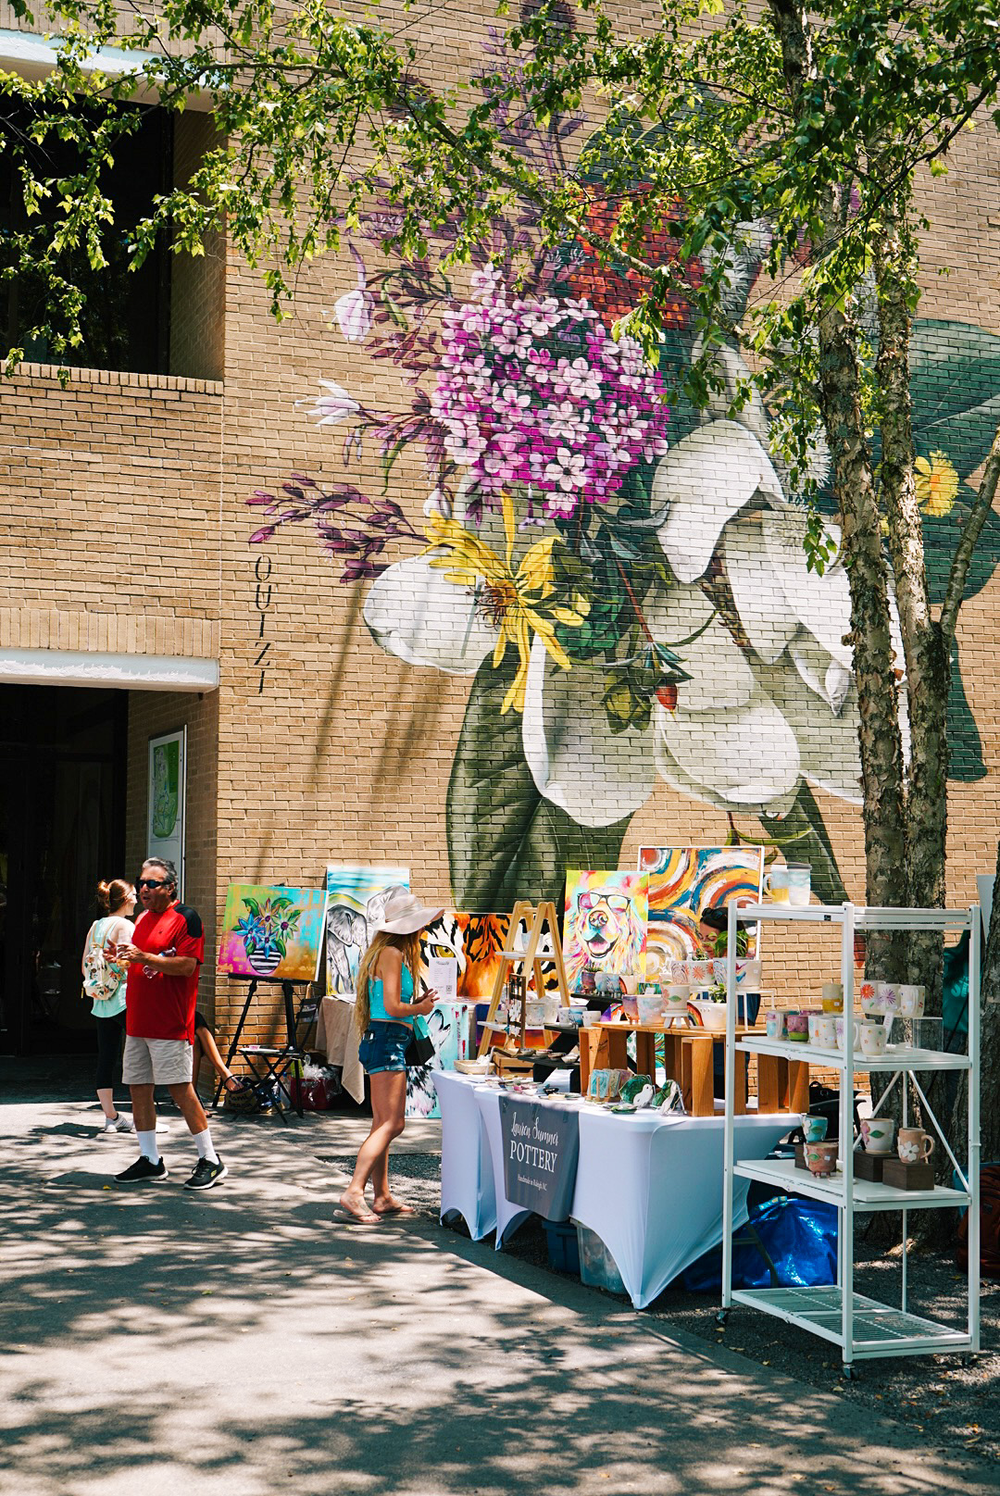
xmin=192 ymin=1128 xmax=219 ymax=1164
xmin=138 ymin=1129 xmax=160 ymax=1165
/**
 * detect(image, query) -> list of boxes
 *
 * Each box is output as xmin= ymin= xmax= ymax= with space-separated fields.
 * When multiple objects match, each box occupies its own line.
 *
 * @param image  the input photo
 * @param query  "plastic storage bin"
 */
xmin=543 ymin=1220 xmax=580 ymax=1276
xmin=575 ymin=1223 xmax=626 ymax=1295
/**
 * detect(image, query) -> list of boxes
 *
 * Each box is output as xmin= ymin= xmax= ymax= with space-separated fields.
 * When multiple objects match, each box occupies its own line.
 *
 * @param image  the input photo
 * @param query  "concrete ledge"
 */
xmin=0 ymin=646 xmax=219 ymax=691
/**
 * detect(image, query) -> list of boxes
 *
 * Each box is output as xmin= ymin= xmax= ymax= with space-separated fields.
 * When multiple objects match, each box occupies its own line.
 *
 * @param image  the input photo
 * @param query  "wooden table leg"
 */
xmin=683 ymin=1036 xmax=714 ymax=1117
xmin=788 ymin=1058 xmax=810 ymax=1113
xmin=757 ymin=1053 xmax=783 ymax=1113
xmin=734 ymin=1046 xmax=748 ymax=1115
xmin=636 ymin=1031 xmax=658 ymax=1080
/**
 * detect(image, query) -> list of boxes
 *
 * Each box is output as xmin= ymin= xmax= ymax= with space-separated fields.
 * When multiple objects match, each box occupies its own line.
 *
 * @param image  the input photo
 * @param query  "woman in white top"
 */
xmin=82 ymin=878 xmax=136 ymax=1135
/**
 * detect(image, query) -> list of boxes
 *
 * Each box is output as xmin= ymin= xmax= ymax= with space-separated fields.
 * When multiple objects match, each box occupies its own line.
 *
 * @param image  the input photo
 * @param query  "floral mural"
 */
xmin=249 ymin=35 xmax=1000 ymax=909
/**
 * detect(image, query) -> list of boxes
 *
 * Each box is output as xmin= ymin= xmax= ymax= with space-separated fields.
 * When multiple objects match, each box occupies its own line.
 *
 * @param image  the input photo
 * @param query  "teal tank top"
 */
xmin=369 ymin=961 xmax=415 ymax=1024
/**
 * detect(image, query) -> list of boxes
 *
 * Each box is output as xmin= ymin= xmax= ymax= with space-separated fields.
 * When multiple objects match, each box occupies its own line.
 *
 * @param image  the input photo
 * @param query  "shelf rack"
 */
xmin=720 ymin=901 xmax=980 ymax=1373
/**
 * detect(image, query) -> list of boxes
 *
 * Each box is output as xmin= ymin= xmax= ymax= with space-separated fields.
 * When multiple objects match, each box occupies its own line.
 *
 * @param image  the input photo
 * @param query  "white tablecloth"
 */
xmin=433 ymin=1069 xmax=497 ymax=1240
xmin=433 ymin=1071 xmax=793 ymax=1309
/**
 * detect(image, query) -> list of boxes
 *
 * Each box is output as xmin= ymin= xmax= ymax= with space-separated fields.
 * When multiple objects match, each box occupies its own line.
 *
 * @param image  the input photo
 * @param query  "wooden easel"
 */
xmin=477 ymin=900 xmax=571 ymax=1057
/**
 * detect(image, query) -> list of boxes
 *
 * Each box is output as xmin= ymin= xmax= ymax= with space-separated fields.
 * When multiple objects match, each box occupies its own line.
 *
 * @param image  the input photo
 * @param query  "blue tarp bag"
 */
xmin=681 ymin=1196 xmax=839 ymax=1293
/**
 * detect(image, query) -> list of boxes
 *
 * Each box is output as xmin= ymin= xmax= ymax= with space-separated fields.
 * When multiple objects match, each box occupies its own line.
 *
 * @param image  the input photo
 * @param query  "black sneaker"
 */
xmin=184 ymin=1156 xmax=227 ymax=1191
xmin=115 ymin=1155 xmax=168 ymax=1183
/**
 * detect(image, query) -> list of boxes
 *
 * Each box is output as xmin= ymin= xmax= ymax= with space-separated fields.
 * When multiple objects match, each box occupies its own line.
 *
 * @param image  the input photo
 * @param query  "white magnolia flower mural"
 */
xmin=365 ymin=411 xmax=908 ymax=828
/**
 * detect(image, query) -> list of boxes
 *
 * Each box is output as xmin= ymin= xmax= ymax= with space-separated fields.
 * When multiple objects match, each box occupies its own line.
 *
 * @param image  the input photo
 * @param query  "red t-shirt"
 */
xmin=125 ymin=903 xmax=205 ymax=1043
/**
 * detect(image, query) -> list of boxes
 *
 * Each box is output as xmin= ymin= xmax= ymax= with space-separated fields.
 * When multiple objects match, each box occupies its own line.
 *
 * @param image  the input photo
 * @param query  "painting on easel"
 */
xmin=325 ymin=865 xmax=410 ymax=995
xmin=218 ymin=885 xmax=329 ymax=981
xmin=638 ymin=845 xmax=765 ymax=965
xmin=563 ymin=870 xmax=647 ymax=991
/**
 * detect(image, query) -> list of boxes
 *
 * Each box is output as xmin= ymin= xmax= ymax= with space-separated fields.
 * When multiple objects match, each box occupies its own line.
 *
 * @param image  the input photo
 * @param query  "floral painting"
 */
xmin=218 ymin=885 xmax=329 ymax=982
xmin=640 ymin=846 xmax=764 ymax=971
xmin=563 ymin=869 xmax=647 ymax=989
xmin=249 ymin=31 xmax=1000 ymax=911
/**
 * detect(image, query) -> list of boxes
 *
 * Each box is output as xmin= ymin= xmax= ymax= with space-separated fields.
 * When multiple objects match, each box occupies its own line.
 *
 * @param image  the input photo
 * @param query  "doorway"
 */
xmin=0 ymin=686 xmax=127 ymax=1055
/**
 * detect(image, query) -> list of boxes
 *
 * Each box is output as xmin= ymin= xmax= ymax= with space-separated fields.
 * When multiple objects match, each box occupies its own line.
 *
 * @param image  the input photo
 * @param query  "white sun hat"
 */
xmin=376 ymin=888 xmax=444 ymax=935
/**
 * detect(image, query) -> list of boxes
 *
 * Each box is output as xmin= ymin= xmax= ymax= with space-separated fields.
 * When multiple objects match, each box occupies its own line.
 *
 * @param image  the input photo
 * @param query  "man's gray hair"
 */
xmin=142 ymin=856 xmax=178 ymax=888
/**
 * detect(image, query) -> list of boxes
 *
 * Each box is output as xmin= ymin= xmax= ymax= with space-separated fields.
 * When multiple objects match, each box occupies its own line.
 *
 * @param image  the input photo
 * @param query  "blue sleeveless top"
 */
xmin=369 ymin=961 xmax=415 ymax=1024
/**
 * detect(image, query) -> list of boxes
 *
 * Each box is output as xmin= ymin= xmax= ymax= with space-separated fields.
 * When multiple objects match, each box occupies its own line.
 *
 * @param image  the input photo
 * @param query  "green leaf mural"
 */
xmin=447 ymin=656 xmax=632 ymax=908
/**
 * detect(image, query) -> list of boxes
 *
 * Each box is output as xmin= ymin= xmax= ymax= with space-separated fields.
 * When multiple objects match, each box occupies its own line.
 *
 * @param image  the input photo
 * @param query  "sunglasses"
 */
xmin=137 ymin=878 xmax=170 ymax=890
xmin=578 ymin=891 xmax=632 ymax=913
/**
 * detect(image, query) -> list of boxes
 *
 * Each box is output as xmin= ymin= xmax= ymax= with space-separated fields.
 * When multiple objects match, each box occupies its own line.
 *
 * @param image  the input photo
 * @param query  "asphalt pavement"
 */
xmin=1 ymin=1084 xmax=995 ymax=1496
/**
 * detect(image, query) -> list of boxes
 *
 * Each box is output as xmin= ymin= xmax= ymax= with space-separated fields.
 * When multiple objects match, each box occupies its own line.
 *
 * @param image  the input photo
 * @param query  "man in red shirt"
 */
xmin=113 ymin=857 xmax=226 ymax=1190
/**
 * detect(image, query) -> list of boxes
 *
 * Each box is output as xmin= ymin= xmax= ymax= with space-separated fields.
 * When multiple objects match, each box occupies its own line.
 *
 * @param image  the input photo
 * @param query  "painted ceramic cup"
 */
xmin=670 ymin=960 xmax=688 ymax=985
xmin=786 ymin=863 xmax=812 ymax=907
xmin=637 ymin=993 xmax=664 ymax=1025
xmin=663 ymin=987 xmax=690 ymax=1010
xmin=835 ymin=1014 xmax=861 ymax=1051
xmin=876 ymin=981 xmax=900 ymax=1013
xmin=764 ymin=1009 xmax=787 ymax=1040
xmin=898 ymin=1127 xmax=935 ymax=1164
xmin=807 ymin=1012 xmax=828 ymax=1045
xmin=763 ymin=866 xmax=790 ymax=903
xmin=688 ymin=960 xmax=711 ymax=987
xmin=802 ymin=1113 xmax=829 ymax=1143
xmin=804 ymin=1140 xmax=839 ymax=1176
xmin=860 ymin=1020 xmax=888 ymax=1058
xmin=786 ymin=1011 xmax=810 ymax=1043
xmin=857 ymin=979 xmax=878 ymax=1006
xmin=821 ymin=981 xmax=844 ymax=1013
xmin=813 ymin=1014 xmax=838 ymax=1047
xmin=861 ymin=1116 xmax=896 ymax=1154
xmin=898 ymin=984 xmax=926 ymax=1018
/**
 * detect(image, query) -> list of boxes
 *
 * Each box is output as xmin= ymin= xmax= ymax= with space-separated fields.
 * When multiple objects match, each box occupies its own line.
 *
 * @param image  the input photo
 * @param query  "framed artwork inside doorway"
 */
xmin=148 ymin=727 xmax=186 ymax=899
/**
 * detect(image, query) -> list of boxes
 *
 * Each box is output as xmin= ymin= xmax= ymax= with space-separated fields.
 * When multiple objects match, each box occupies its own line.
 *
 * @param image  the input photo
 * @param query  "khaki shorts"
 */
xmin=122 ymin=1035 xmax=194 ymax=1086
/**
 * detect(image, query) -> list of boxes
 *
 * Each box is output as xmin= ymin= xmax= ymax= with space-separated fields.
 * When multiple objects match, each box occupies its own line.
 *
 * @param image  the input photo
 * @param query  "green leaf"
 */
xmin=923 ymin=499 xmax=1000 ymax=606
xmin=947 ymin=639 xmax=986 ymax=783
xmin=909 ymin=320 xmax=1000 ymax=480
xmin=759 ymin=782 xmax=850 ymax=907
xmin=447 ymin=656 xmax=632 ymax=907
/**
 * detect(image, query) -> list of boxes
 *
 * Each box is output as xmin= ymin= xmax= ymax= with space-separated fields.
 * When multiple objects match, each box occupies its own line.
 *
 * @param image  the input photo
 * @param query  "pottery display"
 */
xmin=860 ymin=1116 xmax=896 ymax=1154
xmin=801 ymin=1113 xmax=829 ymax=1143
xmin=786 ymin=1011 xmax=809 ymax=1043
xmin=804 ymin=1140 xmax=839 ymax=1176
xmin=898 ymin=1127 xmax=935 ymax=1163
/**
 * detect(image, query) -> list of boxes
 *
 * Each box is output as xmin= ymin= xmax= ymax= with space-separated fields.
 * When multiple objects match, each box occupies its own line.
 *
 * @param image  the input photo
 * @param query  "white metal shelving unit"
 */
xmin=720 ymin=902 xmax=980 ymax=1374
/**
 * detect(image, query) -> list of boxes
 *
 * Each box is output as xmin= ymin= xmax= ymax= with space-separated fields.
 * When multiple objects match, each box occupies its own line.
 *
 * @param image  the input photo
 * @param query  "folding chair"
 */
xmin=237 ymin=982 xmax=321 ymax=1121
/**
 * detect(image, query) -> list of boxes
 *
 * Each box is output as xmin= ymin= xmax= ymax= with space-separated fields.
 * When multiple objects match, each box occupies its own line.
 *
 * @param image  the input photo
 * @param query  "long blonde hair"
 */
xmin=355 ymin=930 xmax=421 ymax=1032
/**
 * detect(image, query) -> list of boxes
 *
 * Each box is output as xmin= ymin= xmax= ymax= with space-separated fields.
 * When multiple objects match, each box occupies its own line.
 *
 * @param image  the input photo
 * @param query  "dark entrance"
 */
xmin=0 ymin=686 xmax=127 ymax=1055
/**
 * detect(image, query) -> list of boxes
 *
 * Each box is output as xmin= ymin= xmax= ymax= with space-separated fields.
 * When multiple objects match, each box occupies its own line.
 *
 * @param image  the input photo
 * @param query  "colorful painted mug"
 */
xmin=898 ymin=1127 xmax=935 ymax=1164
xmin=762 ymin=866 xmax=790 ymax=903
xmin=835 ymin=1015 xmax=861 ymax=1050
xmin=861 ymin=1117 xmax=896 ymax=1154
xmin=786 ymin=863 xmax=812 ymax=907
xmin=765 ymin=1009 xmax=787 ymax=1040
xmin=860 ymin=1020 xmax=888 ymax=1058
xmin=898 ymin=984 xmax=926 ymax=1018
xmin=804 ymin=1140 xmax=839 ymax=1176
xmin=786 ymin=1011 xmax=810 ymax=1043
xmin=821 ymin=981 xmax=844 ymax=1013
xmin=801 ymin=1113 xmax=829 ymax=1143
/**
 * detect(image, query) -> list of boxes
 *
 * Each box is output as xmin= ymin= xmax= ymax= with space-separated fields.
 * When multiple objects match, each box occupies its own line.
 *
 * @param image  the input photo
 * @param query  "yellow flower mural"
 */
xmin=424 ymin=492 xmax=589 ymax=714
xmin=915 ymin=450 xmax=959 ymax=517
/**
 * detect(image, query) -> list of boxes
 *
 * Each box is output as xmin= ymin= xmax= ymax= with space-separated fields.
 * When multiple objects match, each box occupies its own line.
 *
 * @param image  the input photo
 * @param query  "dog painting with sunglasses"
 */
xmin=563 ymin=871 xmax=648 ymax=989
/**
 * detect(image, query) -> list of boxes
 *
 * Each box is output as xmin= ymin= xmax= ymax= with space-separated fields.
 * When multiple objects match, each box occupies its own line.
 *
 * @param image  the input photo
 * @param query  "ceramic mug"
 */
xmin=821 ymin=981 xmax=844 ymax=1013
xmin=736 ymin=958 xmax=763 ymax=989
xmin=898 ymin=1127 xmax=935 ymax=1164
xmin=861 ymin=1116 xmax=896 ymax=1154
xmin=898 ymin=984 xmax=926 ymax=1018
xmin=786 ymin=1011 xmax=810 ymax=1043
xmin=765 ymin=1009 xmax=787 ymax=1040
xmin=857 ymin=979 xmax=878 ymax=1006
xmin=835 ymin=1014 xmax=860 ymax=1051
xmin=663 ymin=987 xmax=690 ymax=1009
xmin=636 ymin=993 xmax=664 ymax=1025
xmin=802 ymin=1113 xmax=829 ymax=1143
xmin=786 ymin=863 xmax=812 ymax=907
xmin=813 ymin=1014 xmax=838 ymax=1047
xmin=876 ymin=981 xmax=899 ymax=1013
xmin=804 ymin=1140 xmax=839 ymax=1176
xmin=860 ymin=1020 xmax=888 ymax=1058
xmin=763 ymin=866 xmax=790 ymax=903
xmin=807 ymin=1012 xmax=827 ymax=1045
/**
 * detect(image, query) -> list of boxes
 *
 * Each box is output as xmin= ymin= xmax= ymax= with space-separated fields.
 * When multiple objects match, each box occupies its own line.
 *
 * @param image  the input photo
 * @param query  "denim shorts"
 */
xmin=358 ymin=1021 xmax=411 ymax=1074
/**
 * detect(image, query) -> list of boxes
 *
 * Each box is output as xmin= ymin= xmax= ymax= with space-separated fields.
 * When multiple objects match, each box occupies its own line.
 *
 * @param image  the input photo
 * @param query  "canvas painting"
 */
xmin=563 ymin=870 xmax=647 ymax=990
xmin=218 ymin=885 xmax=329 ymax=982
xmin=325 ymin=865 xmax=410 ymax=995
xmin=638 ymin=846 xmax=765 ymax=962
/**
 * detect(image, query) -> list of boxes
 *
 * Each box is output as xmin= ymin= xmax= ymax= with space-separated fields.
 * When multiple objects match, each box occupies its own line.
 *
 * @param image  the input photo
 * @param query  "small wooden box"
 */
xmin=794 ymin=1143 xmax=808 ymax=1172
xmin=854 ymin=1150 xmax=886 ymax=1183
xmin=493 ymin=1048 xmax=535 ymax=1077
xmin=881 ymin=1157 xmax=936 ymax=1191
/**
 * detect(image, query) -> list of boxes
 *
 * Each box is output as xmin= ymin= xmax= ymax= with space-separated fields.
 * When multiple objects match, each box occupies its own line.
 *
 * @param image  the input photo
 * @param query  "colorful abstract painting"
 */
xmin=218 ymin=885 xmax=329 ymax=982
xmin=325 ymin=865 xmax=410 ymax=995
xmin=638 ymin=846 xmax=765 ymax=964
xmin=563 ymin=870 xmax=647 ymax=990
